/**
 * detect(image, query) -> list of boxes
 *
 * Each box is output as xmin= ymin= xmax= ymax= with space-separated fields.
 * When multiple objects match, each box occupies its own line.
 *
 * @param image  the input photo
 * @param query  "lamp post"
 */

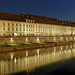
xmin=14 ymin=33 xmax=17 ymax=37
xmin=37 ymin=33 xmax=40 ymax=42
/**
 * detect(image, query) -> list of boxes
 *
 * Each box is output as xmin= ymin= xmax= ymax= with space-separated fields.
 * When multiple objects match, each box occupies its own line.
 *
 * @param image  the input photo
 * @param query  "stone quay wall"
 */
xmin=0 ymin=36 xmax=75 ymax=45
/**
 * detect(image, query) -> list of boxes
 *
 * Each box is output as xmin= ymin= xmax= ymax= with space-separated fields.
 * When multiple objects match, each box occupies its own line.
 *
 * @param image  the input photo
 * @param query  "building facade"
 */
xmin=0 ymin=12 xmax=75 ymax=44
xmin=0 ymin=12 xmax=75 ymax=37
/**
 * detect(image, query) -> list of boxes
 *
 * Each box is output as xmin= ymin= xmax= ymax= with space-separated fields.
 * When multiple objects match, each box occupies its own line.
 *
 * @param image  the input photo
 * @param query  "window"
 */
xmin=16 ymin=24 xmax=18 ymax=26
xmin=3 ymin=22 xmax=5 ymax=25
xmin=3 ymin=28 xmax=5 ymax=31
xmin=16 ymin=28 xmax=18 ymax=31
xmin=12 ymin=28 xmax=14 ymax=31
xmin=20 ymin=28 xmax=21 ymax=31
xmin=26 ymin=25 xmax=28 ymax=27
xmin=20 ymin=24 xmax=21 ymax=26
xmin=8 ymin=23 xmax=10 ymax=25
xmin=8 ymin=28 xmax=10 ymax=31
xmin=12 ymin=23 xmax=14 ymax=26
xmin=23 ymin=24 xmax=25 ymax=26
xmin=31 ymin=20 xmax=32 ymax=23
xmin=3 ymin=33 xmax=5 ymax=36
xmin=23 ymin=29 xmax=25 ymax=31
xmin=26 ymin=19 xmax=28 ymax=23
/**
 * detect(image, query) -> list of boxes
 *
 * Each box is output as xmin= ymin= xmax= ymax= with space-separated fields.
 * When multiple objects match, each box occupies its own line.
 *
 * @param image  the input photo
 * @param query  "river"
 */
xmin=0 ymin=43 xmax=75 ymax=75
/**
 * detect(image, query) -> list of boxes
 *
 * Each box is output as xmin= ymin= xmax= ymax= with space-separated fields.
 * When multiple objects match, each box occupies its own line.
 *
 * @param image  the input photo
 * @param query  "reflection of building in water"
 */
xmin=0 ymin=45 xmax=75 ymax=74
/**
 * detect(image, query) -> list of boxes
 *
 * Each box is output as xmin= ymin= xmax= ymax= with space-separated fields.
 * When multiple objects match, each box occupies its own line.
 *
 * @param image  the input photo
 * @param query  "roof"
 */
xmin=0 ymin=12 xmax=75 ymax=26
xmin=30 ymin=14 xmax=58 ymax=24
xmin=0 ymin=12 xmax=26 ymax=22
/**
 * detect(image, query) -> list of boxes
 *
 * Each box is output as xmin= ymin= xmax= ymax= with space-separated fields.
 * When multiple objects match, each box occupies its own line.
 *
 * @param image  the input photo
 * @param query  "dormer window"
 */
xmin=29 ymin=20 xmax=30 ymax=23
xmin=26 ymin=19 xmax=28 ymax=23
xmin=33 ymin=20 xmax=35 ymax=23
xmin=31 ymin=20 xmax=33 ymax=23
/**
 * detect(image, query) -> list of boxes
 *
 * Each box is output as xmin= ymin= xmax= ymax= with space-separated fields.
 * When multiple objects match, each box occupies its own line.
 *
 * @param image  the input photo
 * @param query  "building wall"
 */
xmin=0 ymin=20 xmax=74 ymax=37
xmin=0 ymin=36 xmax=74 ymax=45
xmin=0 ymin=20 xmax=75 ymax=45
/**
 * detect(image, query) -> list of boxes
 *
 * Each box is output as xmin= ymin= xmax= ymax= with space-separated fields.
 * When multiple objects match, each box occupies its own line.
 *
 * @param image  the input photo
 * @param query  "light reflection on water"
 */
xmin=0 ymin=44 xmax=75 ymax=75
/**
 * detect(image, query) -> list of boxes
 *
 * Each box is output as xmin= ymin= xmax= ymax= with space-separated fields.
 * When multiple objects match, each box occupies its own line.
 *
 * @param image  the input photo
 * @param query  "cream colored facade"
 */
xmin=0 ymin=19 xmax=75 ymax=37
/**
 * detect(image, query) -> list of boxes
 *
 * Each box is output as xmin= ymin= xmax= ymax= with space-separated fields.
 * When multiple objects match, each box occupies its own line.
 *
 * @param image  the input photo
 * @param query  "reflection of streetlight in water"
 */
xmin=11 ymin=53 xmax=13 ymax=60
xmin=26 ymin=51 xmax=28 ymax=57
xmin=14 ymin=58 xmax=16 ymax=63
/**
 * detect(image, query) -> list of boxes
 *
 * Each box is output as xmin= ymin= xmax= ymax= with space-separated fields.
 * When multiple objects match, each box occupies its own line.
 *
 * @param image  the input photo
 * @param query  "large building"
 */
xmin=0 ymin=12 xmax=75 ymax=37
xmin=0 ymin=12 xmax=75 ymax=45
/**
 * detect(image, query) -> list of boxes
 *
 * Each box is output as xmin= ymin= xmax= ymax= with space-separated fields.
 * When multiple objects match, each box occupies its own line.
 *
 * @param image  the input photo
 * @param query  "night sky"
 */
xmin=0 ymin=0 xmax=75 ymax=22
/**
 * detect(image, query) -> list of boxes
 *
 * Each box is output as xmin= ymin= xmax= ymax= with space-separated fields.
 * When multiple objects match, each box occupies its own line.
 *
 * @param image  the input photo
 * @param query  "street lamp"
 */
xmin=14 ymin=33 xmax=17 ymax=37
xmin=37 ymin=33 xmax=40 ymax=42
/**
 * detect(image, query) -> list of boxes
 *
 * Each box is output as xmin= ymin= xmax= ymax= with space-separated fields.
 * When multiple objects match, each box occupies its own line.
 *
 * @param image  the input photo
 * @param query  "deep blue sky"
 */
xmin=0 ymin=0 xmax=75 ymax=22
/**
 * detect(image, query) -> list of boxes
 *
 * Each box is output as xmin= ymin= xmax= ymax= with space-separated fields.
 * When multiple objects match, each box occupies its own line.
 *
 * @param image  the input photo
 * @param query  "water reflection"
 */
xmin=0 ymin=44 xmax=75 ymax=75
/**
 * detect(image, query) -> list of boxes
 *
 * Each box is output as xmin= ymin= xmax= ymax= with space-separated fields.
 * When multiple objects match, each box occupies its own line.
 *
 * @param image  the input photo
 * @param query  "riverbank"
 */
xmin=0 ymin=40 xmax=75 ymax=52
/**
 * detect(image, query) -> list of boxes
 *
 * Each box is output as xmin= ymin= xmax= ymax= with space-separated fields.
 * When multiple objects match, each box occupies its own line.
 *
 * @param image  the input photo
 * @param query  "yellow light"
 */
xmin=14 ymin=58 xmax=16 ymax=63
xmin=26 ymin=37 xmax=28 ymax=41
xmin=37 ymin=49 xmax=40 ymax=55
xmin=54 ymin=37 xmax=56 ymax=41
xmin=11 ymin=53 xmax=13 ymax=60
xmin=61 ymin=46 xmax=62 ymax=50
xmin=61 ymin=37 xmax=62 ymax=41
xmin=11 ymin=37 xmax=13 ymax=41
xmin=26 ymin=51 xmax=28 ymax=57
xmin=37 ymin=37 xmax=39 ymax=42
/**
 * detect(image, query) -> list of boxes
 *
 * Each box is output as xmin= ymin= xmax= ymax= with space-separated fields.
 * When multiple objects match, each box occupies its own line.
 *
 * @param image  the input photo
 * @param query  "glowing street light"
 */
xmin=26 ymin=37 xmax=28 ymax=41
xmin=11 ymin=37 xmax=13 ymax=41
xmin=37 ymin=33 xmax=40 ymax=42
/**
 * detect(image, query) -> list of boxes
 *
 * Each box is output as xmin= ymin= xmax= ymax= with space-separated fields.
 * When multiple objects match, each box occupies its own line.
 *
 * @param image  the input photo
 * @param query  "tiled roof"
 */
xmin=0 ymin=12 xmax=26 ymax=22
xmin=0 ymin=12 xmax=75 ymax=26
xmin=30 ymin=14 xmax=58 ymax=24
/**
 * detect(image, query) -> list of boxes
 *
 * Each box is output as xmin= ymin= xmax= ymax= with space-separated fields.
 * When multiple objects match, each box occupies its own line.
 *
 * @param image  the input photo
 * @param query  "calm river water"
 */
xmin=0 ymin=43 xmax=75 ymax=75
